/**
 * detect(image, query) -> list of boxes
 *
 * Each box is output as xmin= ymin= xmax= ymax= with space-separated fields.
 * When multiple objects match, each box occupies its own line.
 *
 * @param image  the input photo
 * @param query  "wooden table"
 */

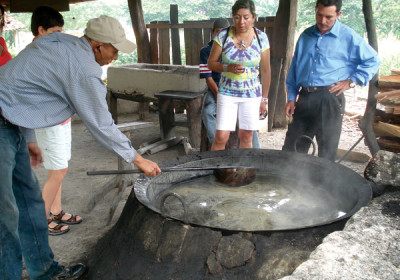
xmin=108 ymin=89 xmax=157 ymax=124
xmin=155 ymin=90 xmax=205 ymax=149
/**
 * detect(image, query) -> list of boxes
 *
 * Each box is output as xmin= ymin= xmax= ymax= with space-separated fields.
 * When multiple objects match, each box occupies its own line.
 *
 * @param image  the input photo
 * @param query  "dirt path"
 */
xmin=28 ymin=92 xmax=371 ymax=276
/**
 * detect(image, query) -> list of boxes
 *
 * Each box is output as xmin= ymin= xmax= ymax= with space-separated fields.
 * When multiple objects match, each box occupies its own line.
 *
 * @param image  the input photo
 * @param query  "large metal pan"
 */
xmin=134 ymin=149 xmax=372 ymax=231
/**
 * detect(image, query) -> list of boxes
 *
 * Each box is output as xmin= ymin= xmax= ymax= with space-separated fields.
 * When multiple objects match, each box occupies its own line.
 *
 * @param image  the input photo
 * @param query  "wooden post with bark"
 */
xmin=358 ymin=0 xmax=380 ymax=156
xmin=170 ymin=4 xmax=182 ymax=65
xmin=268 ymin=0 xmax=297 ymax=131
xmin=127 ymin=0 xmax=151 ymax=63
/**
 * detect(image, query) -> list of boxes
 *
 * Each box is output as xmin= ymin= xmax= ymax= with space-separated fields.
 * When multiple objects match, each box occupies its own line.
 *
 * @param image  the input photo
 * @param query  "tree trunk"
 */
xmin=127 ymin=0 xmax=152 ymax=63
xmin=359 ymin=0 xmax=380 ymax=156
xmin=268 ymin=0 xmax=297 ymax=131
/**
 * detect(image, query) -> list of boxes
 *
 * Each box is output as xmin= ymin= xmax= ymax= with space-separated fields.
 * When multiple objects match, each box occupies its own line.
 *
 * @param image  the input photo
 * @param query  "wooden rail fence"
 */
xmin=146 ymin=17 xmax=275 ymax=66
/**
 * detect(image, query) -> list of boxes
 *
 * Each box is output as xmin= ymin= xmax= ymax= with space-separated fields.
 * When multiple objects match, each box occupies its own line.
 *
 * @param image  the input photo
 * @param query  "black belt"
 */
xmin=301 ymin=86 xmax=331 ymax=93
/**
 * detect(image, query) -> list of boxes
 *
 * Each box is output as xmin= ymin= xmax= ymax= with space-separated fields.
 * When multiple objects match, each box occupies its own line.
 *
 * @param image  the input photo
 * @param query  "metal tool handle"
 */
xmin=86 ymin=166 xmax=249 ymax=176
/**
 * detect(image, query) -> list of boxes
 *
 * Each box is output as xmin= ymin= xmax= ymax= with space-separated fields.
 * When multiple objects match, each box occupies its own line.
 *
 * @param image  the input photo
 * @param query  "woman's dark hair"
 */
xmin=232 ymin=0 xmax=256 ymax=18
xmin=31 ymin=6 xmax=64 ymax=36
xmin=316 ymin=0 xmax=342 ymax=12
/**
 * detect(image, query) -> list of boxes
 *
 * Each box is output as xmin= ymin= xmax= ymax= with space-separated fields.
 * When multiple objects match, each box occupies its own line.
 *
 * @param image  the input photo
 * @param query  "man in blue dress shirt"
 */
xmin=282 ymin=0 xmax=380 ymax=161
xmin=0 ymin=15 xmax=160 ymax=279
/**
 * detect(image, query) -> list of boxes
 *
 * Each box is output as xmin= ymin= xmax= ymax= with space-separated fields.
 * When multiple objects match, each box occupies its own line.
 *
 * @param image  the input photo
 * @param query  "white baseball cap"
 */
xmin=85 ymin=15 xmax=136 ymax=53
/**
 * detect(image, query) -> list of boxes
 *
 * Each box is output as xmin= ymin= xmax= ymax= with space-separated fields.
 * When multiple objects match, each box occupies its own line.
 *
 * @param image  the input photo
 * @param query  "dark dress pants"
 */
xmin=282 ymin=88 xmax=345 ymax=161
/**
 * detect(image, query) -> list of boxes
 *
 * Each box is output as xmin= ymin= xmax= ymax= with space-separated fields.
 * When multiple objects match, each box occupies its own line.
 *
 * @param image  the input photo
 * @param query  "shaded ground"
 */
xmin=26 ymin=91 xmax=387 ymax=278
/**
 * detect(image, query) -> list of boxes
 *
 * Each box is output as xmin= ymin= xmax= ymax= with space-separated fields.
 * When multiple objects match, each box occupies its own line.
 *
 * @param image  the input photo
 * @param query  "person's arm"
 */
xmin=329 ymin=39 xmax=381 ymax=96
xmin=200 ymin=46 xmax=218 ymax=98
xmin=69 ymin=75 xmax=160 ymax=176
xmin=205 ymin=77 xmax=219 ymax=98
xmin=259 ymin=49 xmax=271 ymax=116
xmin=207 ymin=42 xmax=244 ymax=74
xmin=27 ymin=142 xmax=43 ymax=168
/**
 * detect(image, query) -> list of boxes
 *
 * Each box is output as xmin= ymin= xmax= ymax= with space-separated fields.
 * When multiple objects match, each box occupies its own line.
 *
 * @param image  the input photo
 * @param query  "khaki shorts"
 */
xmin=35 ymin=122 xmax=71 ymax=170
xmin=216 ymin=94 xmax=261 ymax=131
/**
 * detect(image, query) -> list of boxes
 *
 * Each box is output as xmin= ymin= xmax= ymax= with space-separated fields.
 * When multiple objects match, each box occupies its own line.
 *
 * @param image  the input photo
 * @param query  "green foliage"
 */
xmin=113 ymin=50 xmax=138 ymax=65
xmin=296 ymin=0 xmax=400 ymax=39
xmin=380 ymin=53 xmax=400 ymax=75
xmin=3 ymin=0 xmax=399 ymax=69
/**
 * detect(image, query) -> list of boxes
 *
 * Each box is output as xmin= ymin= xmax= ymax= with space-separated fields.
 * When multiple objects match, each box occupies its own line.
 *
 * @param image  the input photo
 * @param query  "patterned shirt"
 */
xmin=0 ymin=32 xmax=137 ymax=162
xmin=286 ymin=20 xmax=380 ymax=101
xmin=214 ymin=27 xmax=270 ymax=98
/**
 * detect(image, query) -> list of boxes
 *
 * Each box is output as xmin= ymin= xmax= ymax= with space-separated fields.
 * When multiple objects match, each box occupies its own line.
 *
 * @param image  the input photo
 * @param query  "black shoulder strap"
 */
xmin=222 ymin=26 xmax=261 ymax=49
xmin=253 ymin=27 xmax=261 ymax=48
xmin=222 ymin=26 xmax=230 ymax=48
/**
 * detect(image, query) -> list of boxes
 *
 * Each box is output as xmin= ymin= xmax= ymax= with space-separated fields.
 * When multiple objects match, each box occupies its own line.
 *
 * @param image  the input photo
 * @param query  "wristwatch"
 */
xmin=348 ymin=79 xmax=356 ymax=88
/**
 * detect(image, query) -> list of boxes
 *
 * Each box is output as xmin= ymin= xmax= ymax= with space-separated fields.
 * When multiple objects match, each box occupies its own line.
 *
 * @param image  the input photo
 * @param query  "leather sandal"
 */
xmin=48 ymin=219 xmax=70 ymax=236
xmin=50 ymin=210 xmax=82 ymax=225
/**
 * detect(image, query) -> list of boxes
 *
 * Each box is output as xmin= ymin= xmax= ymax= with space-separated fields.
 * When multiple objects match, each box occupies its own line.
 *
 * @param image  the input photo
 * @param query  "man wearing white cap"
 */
xmin=0 ymin=15 xmax=160 ymax=279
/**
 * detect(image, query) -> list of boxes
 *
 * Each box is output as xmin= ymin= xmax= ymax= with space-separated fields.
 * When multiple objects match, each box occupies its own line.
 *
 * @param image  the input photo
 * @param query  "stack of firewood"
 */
xmin=374 ymin=69 xmax=400 ymax=153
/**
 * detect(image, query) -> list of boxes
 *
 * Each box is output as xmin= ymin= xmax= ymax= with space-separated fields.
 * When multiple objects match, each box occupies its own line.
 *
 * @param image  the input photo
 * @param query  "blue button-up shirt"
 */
xmin=286 ymin=20 xmax=380 ymax=101
xmin=0 ymin=32 xmax=137 ymax=163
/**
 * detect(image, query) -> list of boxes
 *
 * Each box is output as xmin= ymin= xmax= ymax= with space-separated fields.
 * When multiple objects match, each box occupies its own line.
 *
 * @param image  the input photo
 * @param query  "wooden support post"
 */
xmin=158 ymin=21 xmax=171 ymax=64
xmin=189 ymin=21 xmax=203 ymax=66
xmin=109 ymin=90 xmax=118 ymax=124
xmin=359 ymin=0 xmax=380 ymax=156
xmin=127 ymin=0 xmax=151 ymax=63
xmin=269 ymin=0 xmax=297 ymax=129
xmin=158 ymin=96 xmax=176 ymax=139
xmin=185 ymin=97 xmax=203 ymax=148
xmin=170 ymin=4 xmax=182 ymax=65
xmin=149 ymin=20 xmax=159 ymax=64
xmin=184 ymin=21 xmax=193 ymax=65
xmin=202 ymin=20 xmax=212 ymax=46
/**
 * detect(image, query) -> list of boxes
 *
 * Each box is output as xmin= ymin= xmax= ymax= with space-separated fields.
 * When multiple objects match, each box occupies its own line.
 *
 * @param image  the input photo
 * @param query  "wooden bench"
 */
xmin=155 ymin=90 xmax=205 ymax=149
xmin=108 ymin=89 xmax=157 ymax=124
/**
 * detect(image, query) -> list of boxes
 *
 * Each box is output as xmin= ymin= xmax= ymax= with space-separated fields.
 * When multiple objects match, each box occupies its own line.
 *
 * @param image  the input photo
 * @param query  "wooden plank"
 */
xmin=378 ymin=75 xmax=400 ymax=89
xmin=116 ymin=121 xmax=153 ymax=132
xmin=146 ymin=21 xmax=274 ymax=29
xmin=183 ymin=21 xmax=193 ymax=65
xmin=203 ymin=24 xmax=212 ymax=46
xmin=391 ymin=69 xmax=400 ymax=75
xmin=158 ymin=21 xmax=170 ymax=64
xmin=189 ymin=21 xmax=203 ymax=66
xmin=149 ymin=20 xmax=159 ymax=64
xmin=376 ymin=89 xmax=400 ymax=105
xmin=10 ymin=0 xmax=69 ymax=12
xmin=336 ymin=148 xmax=370 ymax=163
xmin=377 ymin=137 xmax=400 ymax=153
xmin=374 ymin=121 xmax=400 ymax=138
xmin=170 ymin=4 xmax=182 ymax=65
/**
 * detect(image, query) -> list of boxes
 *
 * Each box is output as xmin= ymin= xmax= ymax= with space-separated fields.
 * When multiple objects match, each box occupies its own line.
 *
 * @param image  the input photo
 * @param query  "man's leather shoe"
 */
xmin=52 ymin=263 xmax=87 ymax=280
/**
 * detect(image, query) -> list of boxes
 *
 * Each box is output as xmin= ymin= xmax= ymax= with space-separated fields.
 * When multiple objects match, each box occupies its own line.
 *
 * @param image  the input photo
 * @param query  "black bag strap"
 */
xmin=222 ymin=26 xmax=261 ymax=49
